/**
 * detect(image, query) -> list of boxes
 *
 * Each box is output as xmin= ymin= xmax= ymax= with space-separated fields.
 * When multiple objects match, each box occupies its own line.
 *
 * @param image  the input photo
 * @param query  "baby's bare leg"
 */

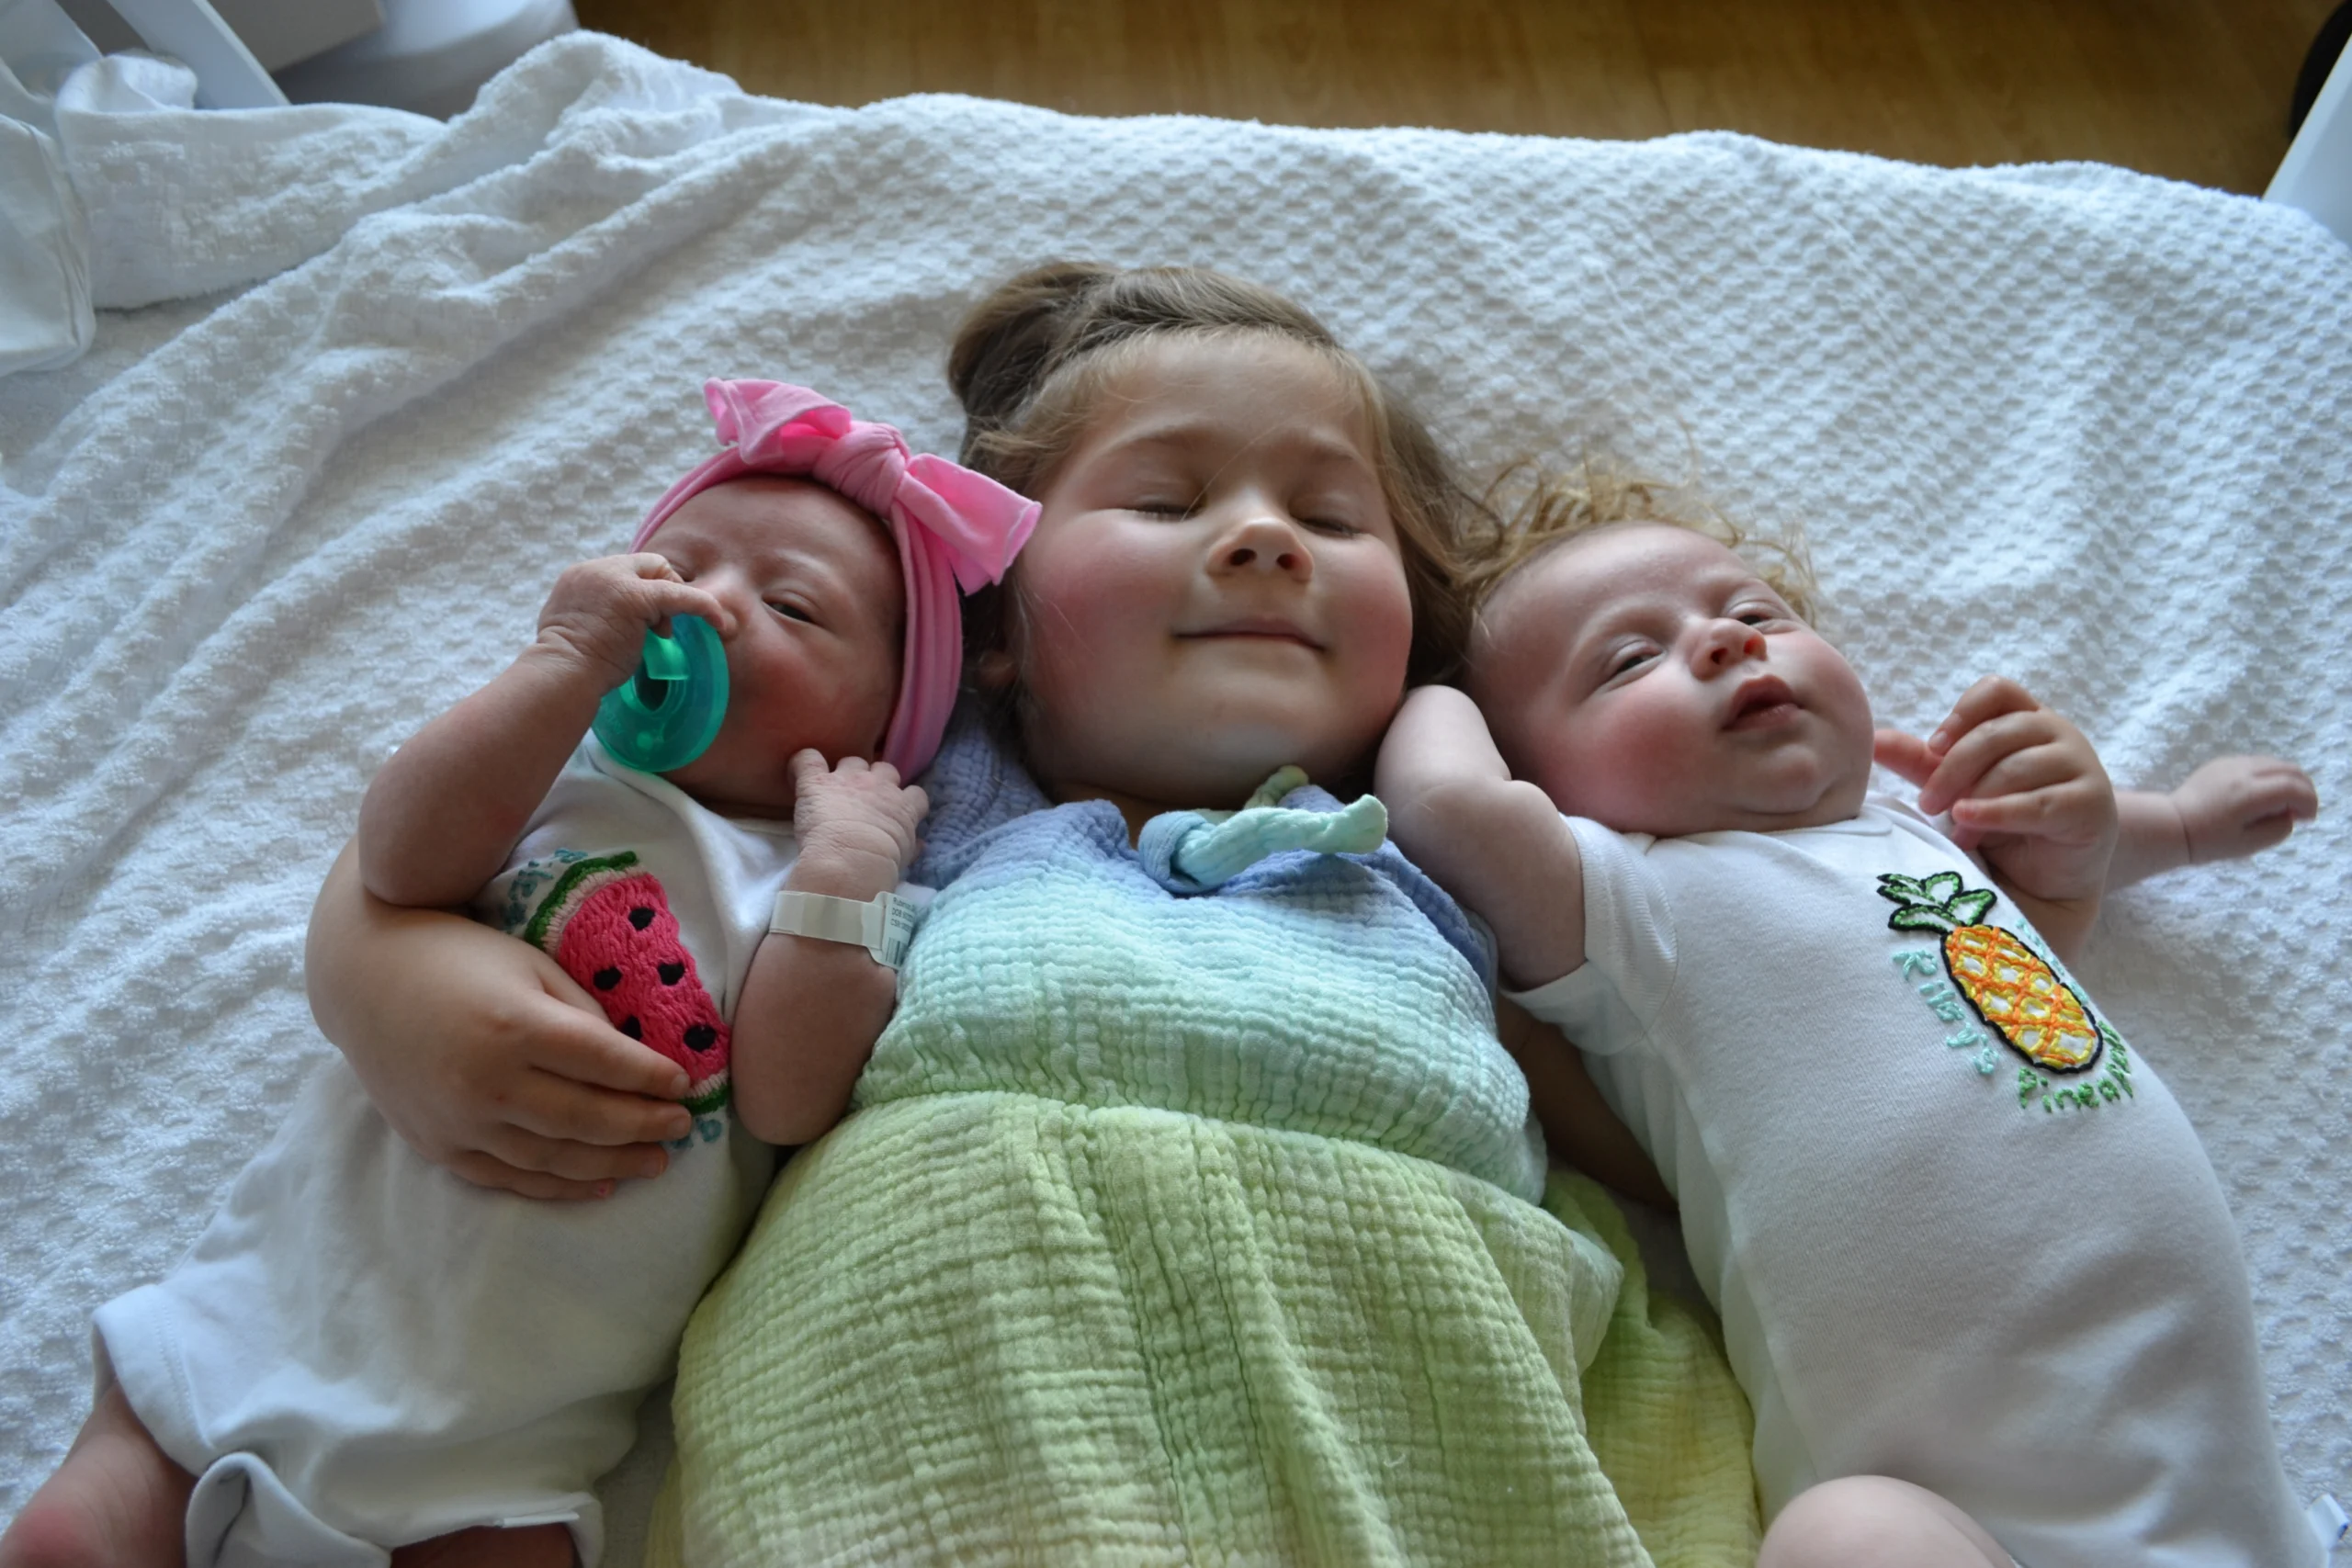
xmin=0 ymin=1384 xmax=193 ymax=1568
xmin=390 ymin=1524 xmax=574 ymax=1567
xmin=0 ymin=1386 xmax=575 ymax=1568
xmin=1759 ymin=1475 xmax=2012 ymax=1568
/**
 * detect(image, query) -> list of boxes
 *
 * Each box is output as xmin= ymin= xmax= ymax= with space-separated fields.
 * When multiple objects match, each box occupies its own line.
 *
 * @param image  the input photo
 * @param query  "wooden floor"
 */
xmin=571 ymin=0 xmax=2336 ymax=196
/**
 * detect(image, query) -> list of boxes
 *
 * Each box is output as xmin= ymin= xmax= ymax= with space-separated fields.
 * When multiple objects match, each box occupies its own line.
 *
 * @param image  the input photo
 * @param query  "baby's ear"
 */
xmin=975 ymin=649 xmax=1018 ymax=690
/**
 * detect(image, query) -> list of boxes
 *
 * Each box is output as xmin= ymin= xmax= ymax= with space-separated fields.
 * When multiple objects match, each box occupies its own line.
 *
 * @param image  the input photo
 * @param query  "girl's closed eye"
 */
xmin=1297 ymin=511 xmax=1362 ymax=537
xmin=765 ymin=596 xmax=817 ymax=624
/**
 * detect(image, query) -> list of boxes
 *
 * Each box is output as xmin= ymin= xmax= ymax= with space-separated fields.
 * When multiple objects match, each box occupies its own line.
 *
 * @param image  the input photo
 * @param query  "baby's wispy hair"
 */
xmin=1467 ymin=454 xmax=1822 ymax=628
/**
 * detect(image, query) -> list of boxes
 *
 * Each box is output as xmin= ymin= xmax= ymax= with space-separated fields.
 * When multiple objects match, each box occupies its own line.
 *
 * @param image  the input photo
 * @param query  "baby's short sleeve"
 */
xmin=1504 ymin=816 xmax=1675 ymax=1057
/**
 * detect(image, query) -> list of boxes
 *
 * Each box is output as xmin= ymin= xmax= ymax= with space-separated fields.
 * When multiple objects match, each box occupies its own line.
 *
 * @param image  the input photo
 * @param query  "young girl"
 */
xmin=1374 ymin=480 xmax=2327 ymax=1567
xmin=639 ymin=262 xmax=1783 ymax=1562
xmin=0 ymin=381 xmax=1035 ymax=1568
xmin=296 ymin=264 xmax=1775 ymax=1564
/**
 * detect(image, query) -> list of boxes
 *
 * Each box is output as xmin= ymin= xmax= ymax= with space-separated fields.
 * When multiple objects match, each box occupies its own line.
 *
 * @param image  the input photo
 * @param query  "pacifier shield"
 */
xmin=593 ymin=614 xmax=729 ymax=773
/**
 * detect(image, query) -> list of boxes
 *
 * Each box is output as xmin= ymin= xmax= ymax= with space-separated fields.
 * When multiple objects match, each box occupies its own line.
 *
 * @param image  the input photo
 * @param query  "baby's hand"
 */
xmin=534 ymin=554 xmax=734 ymax=692
xmin=1873 ymin=675 xmax=2117 ymax=905
xmin=2169 ymin=755 xmax=2318 ymax=863
xmin=787 ymin=750 xmax=929 ymax=892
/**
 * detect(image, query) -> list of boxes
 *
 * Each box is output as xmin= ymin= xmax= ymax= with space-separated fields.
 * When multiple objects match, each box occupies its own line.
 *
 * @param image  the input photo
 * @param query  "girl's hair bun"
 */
xmin=948 ymin=261 xmax=1121 ymax=457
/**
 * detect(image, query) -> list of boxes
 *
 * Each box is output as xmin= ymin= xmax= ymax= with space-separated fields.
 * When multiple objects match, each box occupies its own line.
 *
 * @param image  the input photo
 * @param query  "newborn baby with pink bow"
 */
xmin=11 ymin=382 xmax=1035 ymax=1568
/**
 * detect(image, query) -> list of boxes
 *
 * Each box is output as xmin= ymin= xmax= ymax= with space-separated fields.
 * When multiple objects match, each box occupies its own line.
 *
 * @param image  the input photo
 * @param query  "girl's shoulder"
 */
xmin=907 ymin=705 xmax=1053 ymax=886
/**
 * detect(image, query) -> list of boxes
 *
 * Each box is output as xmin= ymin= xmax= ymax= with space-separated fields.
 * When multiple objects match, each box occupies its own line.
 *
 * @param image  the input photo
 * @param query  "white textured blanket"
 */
xmin=3 ymin=32 xmax=2346 ymax=1559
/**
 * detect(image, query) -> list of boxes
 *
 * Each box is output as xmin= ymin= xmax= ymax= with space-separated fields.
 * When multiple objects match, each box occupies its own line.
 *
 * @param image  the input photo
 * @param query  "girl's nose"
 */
xmin=1690 ymin=617 xmax=1766 ymax=672
xmin=1210 ymin=512 xmax=1313 ymax=581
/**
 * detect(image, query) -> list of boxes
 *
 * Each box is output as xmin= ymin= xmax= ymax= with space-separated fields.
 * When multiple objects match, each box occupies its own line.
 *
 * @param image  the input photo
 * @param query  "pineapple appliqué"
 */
xmin=1878 ymin=870 xmax=2132 ymax=1113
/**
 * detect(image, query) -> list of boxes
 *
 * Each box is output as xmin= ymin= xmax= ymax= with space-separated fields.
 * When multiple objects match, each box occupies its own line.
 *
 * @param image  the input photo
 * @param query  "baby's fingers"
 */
xmin=1917 ymin=710 xmax=2091 ymax=818
xmin=446 ymin=1148 xmax=627 ymax=1203
xmin=1924 ymin=675 xmax=2041 ymax=756
xmin=2212 ymin=757 xmax=2318 ymax=823
xmin=788 ymin=748 xmax=826 ymax=783
xmin=634 ymin=570 xmax=734 ymax=640
xmin=2222 ymin=812 xmax=2300 ymax=857
xmin=2175 ymin=755 xmax=2320 ymax=862
xmin=1873 ymin=728 xmax=1940 ymax=788
xmin=1948 ymin=781 xmax=2104 ymax=842
xmin=594 ymin=554 xmax=733 ymax=637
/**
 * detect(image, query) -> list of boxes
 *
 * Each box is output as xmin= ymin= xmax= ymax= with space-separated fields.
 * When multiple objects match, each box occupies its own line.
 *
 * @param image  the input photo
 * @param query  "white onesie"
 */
xmin=96 ymin=739 xmax=800 ymax=1568
xmin=1510 ymin=796 xmax=2316 ymax=1568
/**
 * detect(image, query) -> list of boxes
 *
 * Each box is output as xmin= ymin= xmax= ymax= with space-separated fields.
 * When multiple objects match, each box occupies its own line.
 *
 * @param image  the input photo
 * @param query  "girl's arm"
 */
xmin=1497 ymin=999 xmax=1674 ymax=1210
xmin=358 ymin=556 xmax=729 ymax=908
xmin=1375 ymin=684 xmax=1586 ymax=992
xmin=309 ymin=840 xmax=695 ymax=1199
xmin=2108 ymin=757 xmax=2318 ymax=888
xmin=1873 ymin=676 xmax=2117 ymax=965
xmin=729 ymin=751 xmax=930 ymax=1146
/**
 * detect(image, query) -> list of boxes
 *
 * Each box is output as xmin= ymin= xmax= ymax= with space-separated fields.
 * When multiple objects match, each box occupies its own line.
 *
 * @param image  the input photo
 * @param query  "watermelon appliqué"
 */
xmin=522 ymin=852 xmax=731 ymax=1146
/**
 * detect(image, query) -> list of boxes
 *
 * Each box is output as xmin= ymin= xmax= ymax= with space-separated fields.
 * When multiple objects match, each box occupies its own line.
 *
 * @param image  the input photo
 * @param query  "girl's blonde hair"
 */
xmin=948 ymin=261 xmax=1490 ymax=694
xmin=1469 ymin=456 xmax=1822 ymax=627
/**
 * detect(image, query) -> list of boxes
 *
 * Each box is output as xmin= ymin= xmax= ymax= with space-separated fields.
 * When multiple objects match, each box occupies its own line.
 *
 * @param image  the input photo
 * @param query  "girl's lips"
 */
xmin=1726 ymin=675 xmax=1800 ymax=728
xmin=1178 ymin=618 xmax=1323 ymax=649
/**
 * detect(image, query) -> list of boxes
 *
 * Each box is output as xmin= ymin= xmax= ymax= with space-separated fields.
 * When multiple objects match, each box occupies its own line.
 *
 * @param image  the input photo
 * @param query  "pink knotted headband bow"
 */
xmin=634 ymin=379 xmax=1038 ymax=780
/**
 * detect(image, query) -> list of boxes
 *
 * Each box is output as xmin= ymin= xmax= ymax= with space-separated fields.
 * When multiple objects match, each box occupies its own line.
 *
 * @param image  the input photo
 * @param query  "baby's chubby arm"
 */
xmin=730 ymin=750 xmax=928 ymax=1146
xmin=1873 ymin=676 xmax=2116 ymax=964
xmin=357 ymin=555 xmax=734 ymax=908
xmin=1375 ymin=685 xmax=1586 ymax=991
xmin=2108 ymin=756 xmax=2318 ymax=888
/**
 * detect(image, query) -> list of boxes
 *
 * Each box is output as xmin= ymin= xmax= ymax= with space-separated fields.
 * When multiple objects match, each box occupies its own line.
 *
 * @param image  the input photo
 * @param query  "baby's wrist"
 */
xmin=2145 ymin=788 xmax=2198 ymax=865
xmin=786 ymin=840 xmax=906 ymax=899
xmin=515 ymin=634 xmax=632 ymax=701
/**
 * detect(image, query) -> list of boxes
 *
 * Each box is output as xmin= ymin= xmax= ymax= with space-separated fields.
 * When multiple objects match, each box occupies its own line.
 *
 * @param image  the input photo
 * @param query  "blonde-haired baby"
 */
xmin=1376 ymin=479 xmax=2325 ymax=1568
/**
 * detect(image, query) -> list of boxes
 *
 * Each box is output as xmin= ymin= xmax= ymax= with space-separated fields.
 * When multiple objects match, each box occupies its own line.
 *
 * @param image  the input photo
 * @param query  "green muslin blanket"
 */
xmin=648 ymin=784 xmax=1758 ymax=1565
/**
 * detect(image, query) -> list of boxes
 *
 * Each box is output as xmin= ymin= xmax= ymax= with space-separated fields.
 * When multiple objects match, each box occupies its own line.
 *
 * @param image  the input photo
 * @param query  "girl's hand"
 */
xmin=535 ymin=553 xmax=736 ymax=693
xmin=1874 ymin=676 xmax=2118 ymax=912
xmin=785 ymin=750 xmax=929 ymax=894
xmin=309 ymin=843 xmax=695 ymax=1200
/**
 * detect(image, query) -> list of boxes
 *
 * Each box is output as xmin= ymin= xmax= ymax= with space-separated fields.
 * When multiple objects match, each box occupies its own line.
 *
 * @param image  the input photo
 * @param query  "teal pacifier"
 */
xmin=593 ymin=614 xmax=729 ymax=773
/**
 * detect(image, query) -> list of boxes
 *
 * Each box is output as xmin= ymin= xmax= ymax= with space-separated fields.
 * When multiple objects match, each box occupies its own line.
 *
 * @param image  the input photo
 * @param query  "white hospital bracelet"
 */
xmin=769 ymin=888 xmax=922 ymax=969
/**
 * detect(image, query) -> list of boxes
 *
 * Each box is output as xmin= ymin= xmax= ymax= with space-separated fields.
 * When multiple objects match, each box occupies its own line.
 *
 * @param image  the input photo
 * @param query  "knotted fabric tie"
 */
xmin=1138 ymin=767 xmax=1392 ymax=895
xmin=633 ymin=379 xmax=1040 ymax=780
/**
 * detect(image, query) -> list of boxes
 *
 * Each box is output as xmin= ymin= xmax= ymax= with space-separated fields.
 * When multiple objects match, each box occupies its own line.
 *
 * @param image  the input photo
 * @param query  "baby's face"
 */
xmin=652 ymin=477 xmax=903 ymax=817
xmin=1467 ymin=524 xmax=1874 ymax=838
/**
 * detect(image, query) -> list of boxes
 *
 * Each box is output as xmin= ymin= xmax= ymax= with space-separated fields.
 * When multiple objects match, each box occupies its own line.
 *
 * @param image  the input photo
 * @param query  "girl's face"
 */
xmin=997 ymin=333 xmax=1414 ymax=819
xmin=653 ymin=477 xmax=904 ymax=817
